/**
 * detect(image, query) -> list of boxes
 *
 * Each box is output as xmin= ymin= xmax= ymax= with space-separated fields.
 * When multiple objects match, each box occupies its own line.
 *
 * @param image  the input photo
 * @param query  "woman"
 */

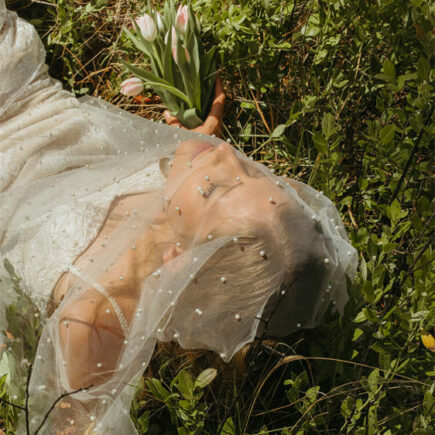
xmin=0 ymin=2 xmax=358 ymax=434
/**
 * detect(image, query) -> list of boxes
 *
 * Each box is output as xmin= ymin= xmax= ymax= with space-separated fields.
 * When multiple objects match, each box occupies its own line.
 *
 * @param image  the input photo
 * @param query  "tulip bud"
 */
xmin=175 ymin=5 xmax=189 ymax=34
xmin=184 ymin=48 xmax=191 ymax=63
xmin=172 ymin=45 xmax=178 ymax=65
xmin=120 ymin=77 xmax=144 ymax=96
xmin=155 ymin=11 xmax=164 ymax=32
xmin=135 ymin=14 xmax=157 ymax=42
xmin=171 ymin=26 xmax=177 ymax=46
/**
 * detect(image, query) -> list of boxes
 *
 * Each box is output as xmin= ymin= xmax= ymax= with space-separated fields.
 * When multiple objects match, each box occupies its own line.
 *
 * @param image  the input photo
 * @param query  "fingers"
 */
xmin=214 ymin=75 xmax=226 ymax=105
xmin=163 ymin=74 xmax=226 ymax=138
xmin=163 ymin=110 xmax=185 ymax=129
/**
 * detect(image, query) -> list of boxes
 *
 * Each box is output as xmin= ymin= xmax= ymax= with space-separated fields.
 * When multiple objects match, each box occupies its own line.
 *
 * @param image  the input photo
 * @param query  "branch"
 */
xmin=33 ymin=384 xmax=93 ymax=435
xmin=390 ymin=103 xmax=434 ymax=204
xmin=0 ymin=397 xmax=26 ymax=411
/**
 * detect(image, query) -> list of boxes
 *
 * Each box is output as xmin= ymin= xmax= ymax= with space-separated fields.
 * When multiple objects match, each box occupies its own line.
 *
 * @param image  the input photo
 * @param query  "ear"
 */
xmin=162 ymin=244 xmax=184 ymax=264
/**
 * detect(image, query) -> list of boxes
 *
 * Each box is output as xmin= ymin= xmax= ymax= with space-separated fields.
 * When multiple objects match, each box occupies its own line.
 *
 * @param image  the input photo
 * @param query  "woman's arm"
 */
xmin=58 ymin=287 xmax=136 ymax=390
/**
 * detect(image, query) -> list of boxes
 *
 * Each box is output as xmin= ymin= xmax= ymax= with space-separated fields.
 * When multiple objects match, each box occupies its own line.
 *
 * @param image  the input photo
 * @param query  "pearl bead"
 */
xmin=324 ymin=258 xmax=330 ymax=264
xmin=176 ymin=242 xmax=181 ymax=247
xmin=220 ymin=353 xmax=226 ymax=359
xmin=102 ymin=400 xmax=107 ymax=405
xmin=296 ymin=323 xmax=302 ymax=328
xmin=70 ymin=420 xmax=75 ymax=425
xmin=173 ymin=332 xmax=179 ymax=339
xmin=97 ymin=363 xmax=103 ymax=368
xmin=131 ymin=245 xmax=136 ymax=250
xmin=281 ymin=290 xmax=286 ymax=295
xmin=268 ymin=197 xmax=275 ymax=203
xmin=235 ymin=314 xmax=241 ymax=321
xmin=124 ymin=340 xmax=128 ymax=345
xmin=236 ymin=176 xmax=241 ymax=181
xmin=347 ymin=251 xmax=352 ymax=256
xmin=259 ymin=250 xmax=266 ymax=257
xmin=207 ymin=234 xmax=213 ymax=240
xmin=226 ymin=138 xmax=231 ymax=143
xmin=193 ymin=257 xmax=198 ymax=263
xmin=62 ymin=320 xmax=68 ymax=326
xmin=205 ymin=176 xmax=210 ymax=181
xmin=175 ymin=206 xmax=180 ymax=212
xmin=119 ymin=276 xmax=124 ymax=280
xmin=232 ymin=237 xmax=238 ymax=242
xmin=157 ymin=328 xmax=163 ymax=334
xmin=62 ymin=361 xmax=67 ymax=366
xmin=119 ymin=364 xmax=124 ymax=369
xmin=111 ymin=389 xmax=117 ymax=394
xmin=106 ymin=309 xmax=111 ymax=314
xmin=141 ymin=335 xmax=145 ymax=340
xmin=195 ymin=308 xmax=203 ymax=316
xmin=220 ymin=277 xmax=227 ymax=283
xmin=187 ymin=161 xmax=192 ymax=168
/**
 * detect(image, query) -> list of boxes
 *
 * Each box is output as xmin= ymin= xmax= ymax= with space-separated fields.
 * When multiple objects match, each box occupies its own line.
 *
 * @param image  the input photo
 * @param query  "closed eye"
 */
xmin=204 ymin=180 xmax=227 ymax=198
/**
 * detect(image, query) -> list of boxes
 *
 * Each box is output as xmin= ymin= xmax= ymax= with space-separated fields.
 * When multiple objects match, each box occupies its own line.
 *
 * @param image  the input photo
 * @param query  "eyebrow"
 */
xmin=220 ymin=182 xmax=243 ymax=198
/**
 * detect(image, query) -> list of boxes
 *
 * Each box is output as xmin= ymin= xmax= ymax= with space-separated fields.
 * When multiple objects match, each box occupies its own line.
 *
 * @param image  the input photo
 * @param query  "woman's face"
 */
xmin=164 ymin=139 xmax=291 ymax=243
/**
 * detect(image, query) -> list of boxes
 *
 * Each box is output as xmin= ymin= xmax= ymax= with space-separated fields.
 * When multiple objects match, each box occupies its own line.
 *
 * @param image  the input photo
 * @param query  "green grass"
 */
xmin=2 ymin=0 xmax=434 ymax=433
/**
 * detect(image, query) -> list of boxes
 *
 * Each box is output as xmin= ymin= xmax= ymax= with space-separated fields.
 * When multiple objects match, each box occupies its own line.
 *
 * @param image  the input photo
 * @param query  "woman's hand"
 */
xmin=163 ymin=75 xmax=226 ymax=138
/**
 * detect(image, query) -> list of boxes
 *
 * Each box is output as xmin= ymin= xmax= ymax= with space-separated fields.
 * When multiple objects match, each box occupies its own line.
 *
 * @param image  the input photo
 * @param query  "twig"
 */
xmin=25 ymin=364 xmax=32 ymax=435
xmin=33 ymin=385 xmax=93 ymax=435
xmin=0 ymin=397 xmax=26 ymax=411
xmin=390 ymin=103 xmax=434 ymax=204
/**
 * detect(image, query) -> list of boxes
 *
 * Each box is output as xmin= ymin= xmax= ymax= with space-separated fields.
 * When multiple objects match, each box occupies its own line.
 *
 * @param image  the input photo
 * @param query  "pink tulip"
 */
xmin=175 ymin=5 xmax=189 ymax=34
xmin=120 ymin=77 xmax=144 ymax=96
xmin=155 ymin=11 xmax=164 ymax=31
xmin=135 ymin=14 xmax=157 ymax=41
xmin=172 ymin=46 xmax=191 ymax=65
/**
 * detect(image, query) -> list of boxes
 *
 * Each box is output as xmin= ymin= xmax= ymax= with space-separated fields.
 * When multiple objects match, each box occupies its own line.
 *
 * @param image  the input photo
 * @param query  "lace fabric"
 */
xmin=0 ymin=3 xmax=358 ymax=434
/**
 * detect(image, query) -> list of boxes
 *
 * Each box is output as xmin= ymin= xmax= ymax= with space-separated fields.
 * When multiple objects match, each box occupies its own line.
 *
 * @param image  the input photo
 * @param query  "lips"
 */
xmin=190 ymin=142 xmax=213 ymax=161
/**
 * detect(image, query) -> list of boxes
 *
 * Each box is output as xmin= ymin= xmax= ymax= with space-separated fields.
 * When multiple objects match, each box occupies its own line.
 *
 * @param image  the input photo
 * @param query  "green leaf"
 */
xmin=271 ymin=124 xmax=287 ymax=138
xmin=195 ymin=368 xmax=217 ymax=389
xmin=352 ymin=328 xmax=363 ymax=341
xmin=146 ymin=378 xmax=171 ymax=401
xmin=383 ymin=59 xmax=396 ymax=82
xmin=175 ymin=370 xmax=195 ymax=398
xmin=386 ymin=199 xmax=407 ymax=225
xmin=321 ymin=113 xmax=336 ymax=139
xmin=123 ymin=27 xmax=151 ymax=57
xmin=220 ymin=417 xmax=235 ymax=435
xmin=312 ymin=133 xmax=328 ymax=154
xmin=379 ymin=124 xmax=396 ymax=144
xmin=120 ymin=60 xmax=191 ymax=106
xmin=417 ymin=56 xmax=430 ymax=81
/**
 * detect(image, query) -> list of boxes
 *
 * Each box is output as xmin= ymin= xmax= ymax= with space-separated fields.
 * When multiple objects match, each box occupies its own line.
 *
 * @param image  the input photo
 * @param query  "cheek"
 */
xmin=169 ymin=182 xmax=205 ymax=235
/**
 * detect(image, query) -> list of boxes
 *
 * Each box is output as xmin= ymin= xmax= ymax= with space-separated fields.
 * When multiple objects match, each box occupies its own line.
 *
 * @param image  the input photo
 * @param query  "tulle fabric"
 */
xmin=0 ymin=3 xmax=358 ymax=433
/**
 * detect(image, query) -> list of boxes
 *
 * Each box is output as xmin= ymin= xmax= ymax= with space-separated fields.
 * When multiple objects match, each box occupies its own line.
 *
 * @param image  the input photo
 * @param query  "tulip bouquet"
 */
xmin=121 ymin=0 xmax=217 ymax=129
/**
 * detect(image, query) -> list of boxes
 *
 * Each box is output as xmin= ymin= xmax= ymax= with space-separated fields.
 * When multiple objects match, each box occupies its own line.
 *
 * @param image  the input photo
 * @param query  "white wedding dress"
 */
xmin=0 ymin=2 xmax=358 ymax=433
xmin=0 ymin=1 xmax=221 ymax=316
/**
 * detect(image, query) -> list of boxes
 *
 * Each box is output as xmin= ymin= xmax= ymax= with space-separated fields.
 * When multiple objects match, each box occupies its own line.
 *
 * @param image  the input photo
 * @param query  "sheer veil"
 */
xmin=0 ymin=2 xmax=358 ymax=433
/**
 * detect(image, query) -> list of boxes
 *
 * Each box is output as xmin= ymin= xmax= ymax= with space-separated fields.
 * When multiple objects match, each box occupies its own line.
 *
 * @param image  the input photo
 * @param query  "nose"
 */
xmin=215 ymin=142 xmax=243 ymax=168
